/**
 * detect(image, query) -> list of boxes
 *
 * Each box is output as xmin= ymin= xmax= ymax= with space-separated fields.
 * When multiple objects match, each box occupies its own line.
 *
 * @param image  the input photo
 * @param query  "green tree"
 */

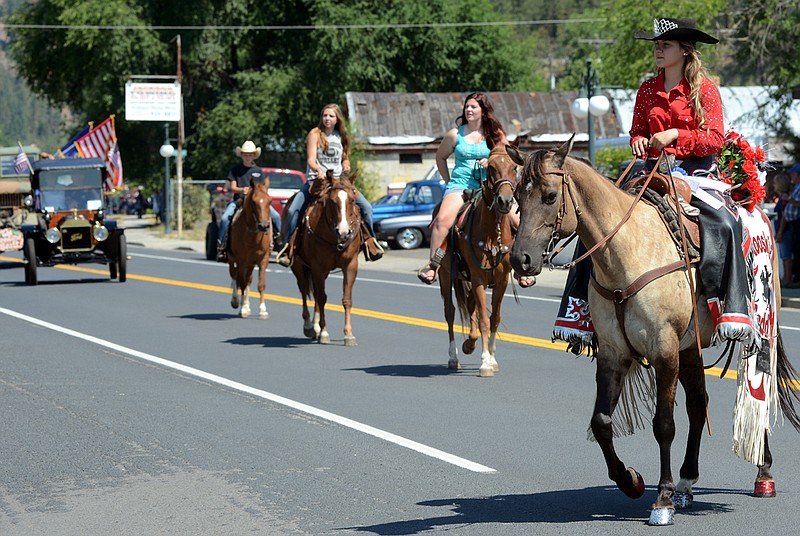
xmin=9 ymin=0 xmax=542 ymax=191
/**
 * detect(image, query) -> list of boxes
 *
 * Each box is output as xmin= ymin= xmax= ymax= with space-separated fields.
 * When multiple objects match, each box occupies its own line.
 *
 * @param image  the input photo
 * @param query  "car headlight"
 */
xmin=93 ymin=225 xmax=109 ymax=242
xmin=45 ymin=228 xmax=61 ymax=244
xmin=23 ymin=195 xmax=33 ymax=207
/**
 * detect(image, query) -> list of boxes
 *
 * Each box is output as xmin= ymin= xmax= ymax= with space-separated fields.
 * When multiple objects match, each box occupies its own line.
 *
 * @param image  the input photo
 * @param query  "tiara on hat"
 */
xmin=653 ymin=18 xmax=679 ymax=37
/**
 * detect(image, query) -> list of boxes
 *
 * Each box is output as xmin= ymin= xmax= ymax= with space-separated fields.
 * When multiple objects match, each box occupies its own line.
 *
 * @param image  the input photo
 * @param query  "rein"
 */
xmin=543 ymin=154 xmax=663 ymax=270
xmin=465 ymin=160 xmax=517 ymax=272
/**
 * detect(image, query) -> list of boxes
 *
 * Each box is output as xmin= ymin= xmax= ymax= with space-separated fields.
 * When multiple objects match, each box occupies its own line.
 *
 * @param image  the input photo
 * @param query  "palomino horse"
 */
xmin=508 ymin=138 xmax=800 ymax=525
xmin=287 ymin=170 xmax=362 ymax=345
xmin=228 ymin=178 xmax=272 ymax=319
xmin=438 ymin=142 xmax=519 ymax=377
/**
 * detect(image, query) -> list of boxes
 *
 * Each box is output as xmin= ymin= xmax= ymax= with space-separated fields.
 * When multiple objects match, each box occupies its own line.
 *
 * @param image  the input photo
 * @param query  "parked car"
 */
xmin=372 ymin=177 xmax=445 ymax=224
xmin=374 ymin=213 xmax=433 ymax=250
xmin=262 ymin=167 xmax=306 ymax=216
xmin=21 ymin=158 xmax=126 ymax=285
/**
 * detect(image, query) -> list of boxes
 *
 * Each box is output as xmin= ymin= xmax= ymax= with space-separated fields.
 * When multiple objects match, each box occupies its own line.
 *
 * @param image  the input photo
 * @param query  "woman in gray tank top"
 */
xmin=278 ymin=104 xmax=384 ymax=265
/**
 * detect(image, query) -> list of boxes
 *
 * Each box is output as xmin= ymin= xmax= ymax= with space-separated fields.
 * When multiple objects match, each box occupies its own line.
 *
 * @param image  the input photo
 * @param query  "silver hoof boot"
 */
xmin=648 ymin=507 xmax=675 ymax=526
xmin=673 ymin=491 xmax=693 ymax=509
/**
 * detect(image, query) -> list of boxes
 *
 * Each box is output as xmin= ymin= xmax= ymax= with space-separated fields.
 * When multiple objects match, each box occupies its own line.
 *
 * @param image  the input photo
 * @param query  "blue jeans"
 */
xmin=282 ymin=182 xmax=374 ymax=244
xmin=218 ymin=201 xmax=281 ymax=244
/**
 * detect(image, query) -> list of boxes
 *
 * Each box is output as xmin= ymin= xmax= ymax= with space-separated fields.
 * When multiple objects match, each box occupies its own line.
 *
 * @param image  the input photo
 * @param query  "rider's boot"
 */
xmin=363 ymin=235 xmax=385 ymax=262
xmin=216 ymin=238 xmax=227 ymax=263
xmin=277 ymin=231 xmax=295 ymax=267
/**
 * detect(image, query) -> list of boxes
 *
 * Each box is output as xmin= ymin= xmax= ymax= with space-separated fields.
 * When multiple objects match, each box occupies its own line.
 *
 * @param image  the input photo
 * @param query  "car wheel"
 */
xmin=118 ymin=234 xmax=127 ymax=282
xmin=395 ymin=227 xmax=424 ymax=250
xmin=24 ymin=237 xmax=38 ymax=286
xmin=205 ymin=221 xmax=219 ymax=261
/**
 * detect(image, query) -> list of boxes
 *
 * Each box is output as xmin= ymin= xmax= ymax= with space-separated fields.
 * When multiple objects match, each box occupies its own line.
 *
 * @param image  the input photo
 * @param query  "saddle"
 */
xmin=624 ymin=172 xmax=701 ymax=259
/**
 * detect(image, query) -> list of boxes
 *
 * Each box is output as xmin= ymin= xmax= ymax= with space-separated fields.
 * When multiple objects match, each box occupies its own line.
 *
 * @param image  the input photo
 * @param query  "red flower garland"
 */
xmin=716 ymin=130 xmax=767 ymax=212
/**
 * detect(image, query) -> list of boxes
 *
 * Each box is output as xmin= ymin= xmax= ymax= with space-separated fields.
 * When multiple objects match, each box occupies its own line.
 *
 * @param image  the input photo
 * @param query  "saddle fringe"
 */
xmin=587 ymin=361 xmax=656 ymax=442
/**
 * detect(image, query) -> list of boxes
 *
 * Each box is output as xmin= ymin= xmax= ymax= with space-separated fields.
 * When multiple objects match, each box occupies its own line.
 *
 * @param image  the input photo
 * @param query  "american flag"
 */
xmin=75 ymin=116 xmax=124 ymax=191
xmin=58 ymin=124 xmax=91 ymax=158
xmin=14 ymin=146 xmax=31 ymax=175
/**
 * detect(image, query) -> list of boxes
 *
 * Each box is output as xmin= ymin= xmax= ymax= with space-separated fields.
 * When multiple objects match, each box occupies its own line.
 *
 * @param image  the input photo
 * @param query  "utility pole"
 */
xmin=176 ymin=35 xmax=184 ymax=238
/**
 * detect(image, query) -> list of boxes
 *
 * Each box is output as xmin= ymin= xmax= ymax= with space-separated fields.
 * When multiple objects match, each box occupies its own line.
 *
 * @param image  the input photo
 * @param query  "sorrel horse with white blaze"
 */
xmin=508 ymin=137 xmax=800 ymax=526
xmin=437 ymin=142 xmax=520 ymax=377
xmin=228 ymin=177 xmax=273 ymax=319
xmin=286 ymin=170 xmax=362 ymax=345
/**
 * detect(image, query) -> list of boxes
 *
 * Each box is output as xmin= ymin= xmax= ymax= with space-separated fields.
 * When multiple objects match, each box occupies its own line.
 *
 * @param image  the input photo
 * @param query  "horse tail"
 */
xmin=454 ymin=278 xmax=471 ymax=329
xmin=776 ymin=326 xmax=800 ymax=432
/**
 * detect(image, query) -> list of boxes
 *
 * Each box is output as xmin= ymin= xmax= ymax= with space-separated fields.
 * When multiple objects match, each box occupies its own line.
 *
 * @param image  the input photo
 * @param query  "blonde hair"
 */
xmin=310 ymin=103 xmax=350 ymax=157
xmin=679 ymin=42 xmax=714 ymax=130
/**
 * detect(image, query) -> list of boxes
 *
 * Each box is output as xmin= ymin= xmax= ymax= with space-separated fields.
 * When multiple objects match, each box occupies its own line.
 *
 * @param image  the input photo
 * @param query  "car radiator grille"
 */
xmin=61 ymin=225 xmax=92 ymax=250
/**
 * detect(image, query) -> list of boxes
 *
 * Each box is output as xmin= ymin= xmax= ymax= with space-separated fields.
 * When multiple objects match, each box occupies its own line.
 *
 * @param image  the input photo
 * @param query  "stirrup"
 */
xmin=417 ymin=248 xmax=445 ymax=285
xmin=216 ymin=239 xmax=227 ymax=262
xmin=364 ymin=236 xmax=385 ymax=262
xmin=276 ymin=242 xmax=292 ymax=267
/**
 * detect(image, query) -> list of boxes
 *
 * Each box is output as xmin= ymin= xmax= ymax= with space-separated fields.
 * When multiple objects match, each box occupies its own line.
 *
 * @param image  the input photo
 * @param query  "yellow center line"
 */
xmin=4 ymin=255 xmax=798 ymax=388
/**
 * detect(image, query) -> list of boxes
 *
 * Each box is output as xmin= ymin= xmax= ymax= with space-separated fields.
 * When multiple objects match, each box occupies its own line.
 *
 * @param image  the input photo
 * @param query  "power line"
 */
xmin=1 ymin=18 xmax=604 ymax=32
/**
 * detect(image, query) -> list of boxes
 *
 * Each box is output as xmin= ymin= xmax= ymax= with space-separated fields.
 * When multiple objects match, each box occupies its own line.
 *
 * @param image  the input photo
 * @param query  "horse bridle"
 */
xmin=304 ymin=182 xmax=361 ymax=251
xmin=465 ymin=162 xmax=518 ymax=271
xmin=540 ymin=156 xmax=658 ymax=270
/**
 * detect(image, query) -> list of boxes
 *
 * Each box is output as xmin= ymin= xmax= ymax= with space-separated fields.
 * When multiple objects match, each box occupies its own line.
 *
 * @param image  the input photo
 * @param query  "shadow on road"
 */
xmin=343 ymin=364 xmax=478 ymax=378
xmin=343 ymin=486 xmax=737 ymax=534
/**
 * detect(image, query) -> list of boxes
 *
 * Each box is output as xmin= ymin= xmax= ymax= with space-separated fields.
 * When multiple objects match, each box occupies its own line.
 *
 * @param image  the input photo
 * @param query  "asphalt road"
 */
xmin=2 ymin=243 xmax=800 ymax=535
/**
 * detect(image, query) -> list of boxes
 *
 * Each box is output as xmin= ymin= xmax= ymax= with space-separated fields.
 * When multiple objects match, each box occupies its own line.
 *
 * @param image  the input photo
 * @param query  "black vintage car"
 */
xmin=21 ymin=158 xmax=126 ymax=285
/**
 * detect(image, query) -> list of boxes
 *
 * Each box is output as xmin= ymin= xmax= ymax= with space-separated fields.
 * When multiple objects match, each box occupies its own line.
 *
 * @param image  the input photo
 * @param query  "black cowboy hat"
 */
xmin=635 ymin=18 xmax=719 ymax=45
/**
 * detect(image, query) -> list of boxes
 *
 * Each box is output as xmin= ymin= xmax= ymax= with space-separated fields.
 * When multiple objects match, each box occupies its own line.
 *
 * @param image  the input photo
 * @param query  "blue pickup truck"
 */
xmin=372 ymin=172 xmax=446 ymax=225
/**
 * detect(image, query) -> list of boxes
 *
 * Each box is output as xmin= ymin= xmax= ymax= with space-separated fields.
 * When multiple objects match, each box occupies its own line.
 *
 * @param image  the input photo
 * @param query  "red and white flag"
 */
xmin=75 ymin=115 xmax=124 ymax=191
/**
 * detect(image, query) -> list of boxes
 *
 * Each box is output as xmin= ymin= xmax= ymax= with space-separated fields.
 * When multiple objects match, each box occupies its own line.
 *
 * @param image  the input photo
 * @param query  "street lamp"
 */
xmin=570 ymin=58 xmax=610 ymax=166
xmin=159 ymin=123 xmax=175 ymax=234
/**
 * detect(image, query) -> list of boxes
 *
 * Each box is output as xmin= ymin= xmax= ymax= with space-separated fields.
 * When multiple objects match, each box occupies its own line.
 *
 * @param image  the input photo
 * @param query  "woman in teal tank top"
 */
xmin=417 ymin=92 xmax=533 ymax=287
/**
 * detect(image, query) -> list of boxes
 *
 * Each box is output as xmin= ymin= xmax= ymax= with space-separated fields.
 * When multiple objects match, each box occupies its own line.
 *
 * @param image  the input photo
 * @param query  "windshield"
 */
xmin=39 ymin=169 xmax=104 ymax=212
xmin=397 ymin=183 xmax=441 ymax=205
xmin=265 ymin=173 xmax=304 ymax=189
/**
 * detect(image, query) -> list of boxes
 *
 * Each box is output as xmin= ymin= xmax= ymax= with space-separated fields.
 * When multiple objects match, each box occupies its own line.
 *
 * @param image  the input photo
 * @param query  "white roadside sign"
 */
xmin=125 ymin=82 xmax=182 ymax=122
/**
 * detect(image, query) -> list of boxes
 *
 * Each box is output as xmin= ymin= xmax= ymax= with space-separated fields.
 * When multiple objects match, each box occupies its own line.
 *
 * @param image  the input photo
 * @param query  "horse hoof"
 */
xmin=622 ymin=467 xmax=645 ymax=499
xmin=754 ymin=480 xmax=776 ymax=497
xmin=648 ymin=507 xmax=675 ymax=526
xmin=462 ymin=340 xmax=476 ymax=355
xmin=259 ymin=312 xmax=269 ymax=320
xmin=344 ymin=336 xmax=357 ymax=347
xmin=479 ymin=365 xmax=495 ymax=377
xmin=447 ymin=359 xmax=461 ymax=370
xmin=230 ymin=298 xmax=239 ymax=309
xmin=673 ymin=491 xmax=693 ymax=509
xmin=319 ymin=333 xmax=330 ymax=344
xmin=240 ymin=309 xmax=251 ymax=319
xmin=303 ymin=327 xmax=316 ymax=339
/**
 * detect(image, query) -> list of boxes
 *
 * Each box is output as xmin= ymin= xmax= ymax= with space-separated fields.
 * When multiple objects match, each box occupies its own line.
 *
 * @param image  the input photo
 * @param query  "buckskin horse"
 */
xmin=228 ymin=177 xmax=272 ymax=319
xmin=286 ymin=170 xmax=362 ymax=346
xmin=438 ymin=142 xmax=519 ymax=377
xmin=508 ymin=137 xmax=800 ymax=526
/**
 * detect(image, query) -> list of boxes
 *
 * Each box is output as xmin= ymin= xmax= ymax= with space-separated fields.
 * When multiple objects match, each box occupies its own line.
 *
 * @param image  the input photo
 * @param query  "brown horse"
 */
xmin=228 ymin=178 xmax=272 ymax=319
xmin=508 ymin=137 xmax=800 ymax=525
xmin=287 ymin=170 xmax=362 ymax=346
xmin=438 ymin=142 xmax=519 ymax=377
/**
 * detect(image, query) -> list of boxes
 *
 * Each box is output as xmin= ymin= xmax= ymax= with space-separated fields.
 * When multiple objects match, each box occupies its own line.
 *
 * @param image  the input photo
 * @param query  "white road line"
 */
xmin=0 ymin=306 xmax=496 ymax=474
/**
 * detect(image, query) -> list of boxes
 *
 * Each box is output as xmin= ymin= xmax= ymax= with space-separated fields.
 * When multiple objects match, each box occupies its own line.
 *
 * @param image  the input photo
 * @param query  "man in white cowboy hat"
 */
xmin=216 ymin=140 xmax=281 ymax=261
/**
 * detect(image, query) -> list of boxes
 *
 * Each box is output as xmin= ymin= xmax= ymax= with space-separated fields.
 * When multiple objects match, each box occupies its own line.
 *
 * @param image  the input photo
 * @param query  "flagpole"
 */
xmin=17 ymin=141 xmax=33 ymax=172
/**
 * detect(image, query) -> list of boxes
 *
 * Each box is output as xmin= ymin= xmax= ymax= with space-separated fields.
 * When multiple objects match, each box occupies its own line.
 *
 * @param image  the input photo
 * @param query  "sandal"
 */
xmin=417 ymin=248 xmax=445 ymax=285
xmin=417 ymin=264 xmax=439 ymax=285
xmin=514 ymin=271 xmax=536 ymax=288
